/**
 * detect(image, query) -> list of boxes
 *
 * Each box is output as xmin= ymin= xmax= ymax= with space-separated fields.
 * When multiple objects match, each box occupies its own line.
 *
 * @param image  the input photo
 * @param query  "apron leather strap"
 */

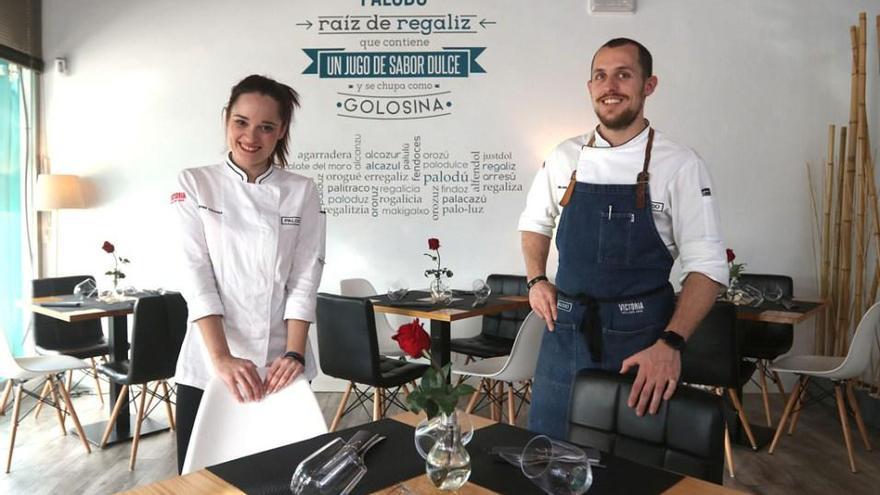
xmin=635 ymin=128 xmax=655 ymax=209
xmin=559 ymin=134 xmax=598 ymax=207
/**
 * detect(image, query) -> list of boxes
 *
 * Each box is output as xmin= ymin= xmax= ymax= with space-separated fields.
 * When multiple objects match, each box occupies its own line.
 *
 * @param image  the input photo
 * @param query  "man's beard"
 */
xmin=597 ymin=101 xmax=642 ymax=130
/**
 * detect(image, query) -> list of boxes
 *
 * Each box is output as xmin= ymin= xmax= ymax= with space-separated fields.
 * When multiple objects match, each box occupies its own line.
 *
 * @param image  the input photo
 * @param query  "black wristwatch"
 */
xmin=283 ymin=351 xmax=306 ymax=366
xmin=658 ymin=331 xmax=686 ymax=351
xmin=527 ymin=275 xmax=548 ymax=290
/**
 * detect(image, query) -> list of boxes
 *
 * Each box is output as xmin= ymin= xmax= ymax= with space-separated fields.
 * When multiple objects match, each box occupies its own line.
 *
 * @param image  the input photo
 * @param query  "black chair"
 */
xmin=449 ymin=274 xmax=530 ymax=360
xmin=680 ymin=301 xmax=758 ymax=477
xmin=739 ymin=273 xmax=794 ymax=426
xmin=568 ymin=370 xmax=726 ymax=484
xmin=316 ymin=293 xmax=429 ymax=431
xmin=32 ymin=275 xmax=110 ymax=408
xmin=98 ymin=293 xmax=187 ymax=470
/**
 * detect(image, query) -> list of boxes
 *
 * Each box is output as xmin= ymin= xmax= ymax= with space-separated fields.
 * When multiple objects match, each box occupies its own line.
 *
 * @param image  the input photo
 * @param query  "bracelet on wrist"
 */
xmin=527 ymin=275 xmax=548 ymax=290
xmin=283 ymin=351 xmax=306 ymax=366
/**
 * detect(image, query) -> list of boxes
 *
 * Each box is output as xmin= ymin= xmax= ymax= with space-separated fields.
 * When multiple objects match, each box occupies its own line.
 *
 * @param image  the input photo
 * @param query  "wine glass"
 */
xmin=387 ymin=280 xmax=409 ymax=301
xmin=521 ymin=435 xmax=592 ymax=495
xmin=763 ymin=283 xmax=785 ymax=303
xmin=472 ymin=279 xmax=492 ymax=306
xmin=73 ymin=278 xmax=97 ymax=300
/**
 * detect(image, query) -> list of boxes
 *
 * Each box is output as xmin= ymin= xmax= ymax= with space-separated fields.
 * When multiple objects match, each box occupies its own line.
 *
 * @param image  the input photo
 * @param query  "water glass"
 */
xmin=521 ymin=435 xmax=592 ymax=495
xmin=763 ymin=283 xmax=785 ymax=303
xmin=472 ymin=279 xmax=492 ymax=306
xmin=387 ymin=280 xmax=409 ymax=301
xmin=73 ymin=278 xmax=97 ymax=300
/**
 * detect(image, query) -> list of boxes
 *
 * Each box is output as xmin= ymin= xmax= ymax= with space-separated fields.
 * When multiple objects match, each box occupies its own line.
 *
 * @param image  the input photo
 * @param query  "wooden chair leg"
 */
xmin=834 ymin=382 xmax=857 ymax=473
xmin=66 ymin=369 xmax=73 ymax=393
xmin=373 ymin=387 xmax=383 ymax=421
xmin=100 ymin=385 xmax=129 ymax=447
xmin=723 ymin=424 xmax=735 ymax=478
xmin=726 ymin=388 xmax=757 ymax=450
xmin=845 ymin=381 xmax=872 ymax=451
xmin=330 ymin=382 xmax=353 ymax=432
xmin=758 ymin=361 xmax=772 ymax=426
xmin=160 ymin=381 xmax=176 ymax=430
xmin=90 ymin=358 xmax=104 ymax=406
xmin=401 ymin=384 xmax=410 ymax=399
xmin=0 ymin=379 xmax=11 ymax=415
xmin=47 ymin=376 xmax=68 ymax=436
xmin=143 ymin=381 xmax=159 ymax=415
xmin=57 ymin=377 xmax=91 ymax=455
xmin=465 ymin=379 xmax=483 ymax=414
xmin=771 ymin=370 xmax=786 ymax=395
xmin=507 ymin=382 xmax=516 ymax=426
xmin=787 ymin=376 xmax=810 ymax=435
xmin=769 ymin=376 xmax=805 ymax=454
xmin=129 ymin=385 xmax=148 ymax=471
xmin=5 ymin=384 xmax=24 ymax=473
xmin=34 ymin=380 xmax=51 ymax=420
xmin=490 ymin=380 xmax=501 ymax=422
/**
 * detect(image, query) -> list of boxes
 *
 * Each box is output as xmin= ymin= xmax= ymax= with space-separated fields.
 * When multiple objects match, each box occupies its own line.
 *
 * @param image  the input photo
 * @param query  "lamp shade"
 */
xmin=36 ymin=174 xmax=85 ymax=210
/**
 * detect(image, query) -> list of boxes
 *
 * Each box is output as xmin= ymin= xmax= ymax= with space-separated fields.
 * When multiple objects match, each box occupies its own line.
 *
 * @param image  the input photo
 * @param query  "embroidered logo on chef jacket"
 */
xmin=651 ymin=201 xmax=664 ymax=212
xmin=170 ymin=192 xmax=186 ymax=204
xmin=281 ymin=216 xmax=301 ymax=226
xmin=556 ymin=300 xmax=573 ymax=312
xmin=197 ymin=204 xmax=223 ymax=215
xmin=617 ymin=301 xmax=645 ymax=315
xmin=701 ymin=188 xmax=712 ymax=197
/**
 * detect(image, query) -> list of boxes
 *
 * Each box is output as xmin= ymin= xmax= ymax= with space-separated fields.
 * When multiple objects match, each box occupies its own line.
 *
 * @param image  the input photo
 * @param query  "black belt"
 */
xmin=558 ymin=284 xmax=671 ymax=363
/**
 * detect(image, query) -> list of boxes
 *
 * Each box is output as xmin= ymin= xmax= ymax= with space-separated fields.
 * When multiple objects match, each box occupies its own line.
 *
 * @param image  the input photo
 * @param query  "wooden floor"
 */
xmin=0 ymin=380 xmax=877 ymax=495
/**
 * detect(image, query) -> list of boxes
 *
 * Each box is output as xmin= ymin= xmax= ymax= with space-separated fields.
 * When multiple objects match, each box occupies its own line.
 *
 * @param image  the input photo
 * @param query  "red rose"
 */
xmin=428 ymin=238 xmax=440 ymax=250
xmin=392 ymin=318 xmax=431 ymax=358
xmin=102 ymin=241 xmax=115 ymax=254
xmin=726 ymin=248 xmax=736 ymax=263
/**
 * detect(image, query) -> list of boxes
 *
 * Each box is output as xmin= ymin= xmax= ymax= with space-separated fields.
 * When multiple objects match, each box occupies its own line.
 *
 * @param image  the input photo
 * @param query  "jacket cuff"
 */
xmin=186 ymin=293 xmax=225 ymax=322
xmin=284 ymin=296 xmax=316 ymax=323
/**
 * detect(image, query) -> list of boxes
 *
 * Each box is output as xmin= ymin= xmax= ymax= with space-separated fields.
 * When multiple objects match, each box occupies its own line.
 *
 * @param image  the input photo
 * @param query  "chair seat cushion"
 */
xmin=14 ymin=355 xmax=89 ymax=378
xmin=375 ymin=357 xmax=429 ymax=388
xmin=36 ymin=340 xmax=110 ymax=360
xmin=737 ymin=360 xmax=758 ymax=388
xmin=449 ymin=335 xmax=514 ymax=359
xmin=770 ymin=355 xmax=845 ymax=376
xmin=98 ymin=361 xmax=132 ymax=383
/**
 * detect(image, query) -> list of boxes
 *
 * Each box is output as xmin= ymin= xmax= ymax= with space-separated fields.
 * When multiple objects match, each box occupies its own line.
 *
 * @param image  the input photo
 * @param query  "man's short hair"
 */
xmin=591 ymin=38 xmax=653 ymax=78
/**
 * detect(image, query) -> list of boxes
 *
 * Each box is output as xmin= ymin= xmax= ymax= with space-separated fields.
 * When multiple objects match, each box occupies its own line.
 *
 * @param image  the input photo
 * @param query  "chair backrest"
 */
xmin=32 ymin=275 xmax=104 ymax=350
xmin=481 ymin=274 xmax=529 ymax=340
xmin=128 ymin=293 xmax=188 ymax=384
xmin=680 ymin=301 xmax=745 ymax=388
xmin=316 ymin=293 xmax=382 ymax=385
xmin=0 ymin=326 xmax=29 ymax=379
xmin=568 ymin=370 xmax=725 ymax=484
xmin=339 ymin=278 xmax=396 ymax=339
xmin=182 ymin=372 xmax=327 ymax=474
xmin=832 ymin=301 xmax=880 ymax=379
xmin=738 ymin=273 xmax=794 ymax=359
xmin=492 ymin=311 xmax=545 ymax=383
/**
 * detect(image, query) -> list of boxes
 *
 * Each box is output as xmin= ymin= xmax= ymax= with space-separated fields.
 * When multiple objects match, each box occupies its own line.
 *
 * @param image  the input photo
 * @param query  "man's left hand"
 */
xmin=620 ymin=341 xmax=681 ymax=416
xmin=264 ymin=354 xmax=304 ymax=395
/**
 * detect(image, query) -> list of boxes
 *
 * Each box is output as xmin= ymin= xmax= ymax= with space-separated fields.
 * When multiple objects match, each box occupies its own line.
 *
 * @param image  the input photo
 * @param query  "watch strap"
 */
xmin=283 ymin=351 xmax=306 ymax=366
xmin=527 ymin=275 xmax=548 ymax=290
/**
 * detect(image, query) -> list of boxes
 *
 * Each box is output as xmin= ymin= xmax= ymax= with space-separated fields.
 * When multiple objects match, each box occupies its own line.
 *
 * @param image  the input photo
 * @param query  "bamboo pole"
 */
xmin=852 ymin=14 xmax=868 ymax=328
xmin=818 ymin=125 xmax=836 ymax=350
xmin=835 ymin=25 xmax=859 ymax=358
xmin=808 ymin=162 xmax=822 ymax=287
xmin=826 ymin=126 xmax=848 ymax=355
xmin=867 ymin=154 xmax=880 ymax=304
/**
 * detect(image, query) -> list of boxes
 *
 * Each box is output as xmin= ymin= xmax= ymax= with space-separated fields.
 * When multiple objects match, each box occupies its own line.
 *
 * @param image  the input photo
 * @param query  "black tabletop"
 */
xmin=371 ymin=290 xmax=509 ymax=312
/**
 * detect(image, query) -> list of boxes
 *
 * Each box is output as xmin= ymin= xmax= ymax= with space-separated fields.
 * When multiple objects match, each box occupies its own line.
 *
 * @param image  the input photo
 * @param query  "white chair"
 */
xmin=768 ymin=301 xmax=880 ymax=473
xmin=340 ymin=278 xmax=406 ymax=358
xmin=182 ymin=369 xmax=328 ymax=474
xmin=0 ymin=327 xmax=92 ymax=473
xmin=452 ymin=311 xmax=544 ymax=425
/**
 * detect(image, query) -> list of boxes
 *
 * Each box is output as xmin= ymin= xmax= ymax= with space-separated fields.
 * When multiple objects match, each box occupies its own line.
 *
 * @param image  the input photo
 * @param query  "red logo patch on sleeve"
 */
xmin=170 ymin=192 xmax=186 ymax=204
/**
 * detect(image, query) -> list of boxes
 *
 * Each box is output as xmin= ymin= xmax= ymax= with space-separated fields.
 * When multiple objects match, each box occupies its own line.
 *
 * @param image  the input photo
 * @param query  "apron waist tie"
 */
xmin=558 ymin=283 xmax=671 ymax=364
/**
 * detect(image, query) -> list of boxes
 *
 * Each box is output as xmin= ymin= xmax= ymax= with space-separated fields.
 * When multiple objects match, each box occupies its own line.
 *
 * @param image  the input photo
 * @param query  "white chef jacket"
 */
xmin=518 ymin=126 xmax=728 ymax=286
xmin=172 ymin=155 xmax=326 ymax=390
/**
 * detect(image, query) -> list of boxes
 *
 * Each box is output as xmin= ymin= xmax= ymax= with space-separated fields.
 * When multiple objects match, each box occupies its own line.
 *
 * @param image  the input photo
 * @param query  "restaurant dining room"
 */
xmin=2 ymin=1 xmax=880 ymax=494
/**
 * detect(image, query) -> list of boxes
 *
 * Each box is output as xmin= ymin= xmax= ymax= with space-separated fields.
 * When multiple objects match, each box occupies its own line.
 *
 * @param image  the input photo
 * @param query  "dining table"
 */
xmin=28 ymin=292 xmax=170 ymax=446
xmin=370 ymin=290 xmax=531 ymax=369
xmin=122 ymin=411 xmax=747 ymax=495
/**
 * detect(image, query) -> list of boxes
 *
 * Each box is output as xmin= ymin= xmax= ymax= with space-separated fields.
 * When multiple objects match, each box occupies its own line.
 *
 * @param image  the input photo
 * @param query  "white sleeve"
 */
xmin=283 ymin=181 xmax=325 ymax=322
xmin=668 ymin=153 xmax=728 ymax=286
xmin=517 ymin=162 xmax=560 ymax=237
xmin=173 ymin=170 xmax=225 ymax=321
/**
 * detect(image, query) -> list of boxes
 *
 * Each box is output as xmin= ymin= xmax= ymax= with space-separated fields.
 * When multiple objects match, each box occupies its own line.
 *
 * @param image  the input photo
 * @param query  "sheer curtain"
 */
xmin=0 ymin=60 xmax=30 ymax=356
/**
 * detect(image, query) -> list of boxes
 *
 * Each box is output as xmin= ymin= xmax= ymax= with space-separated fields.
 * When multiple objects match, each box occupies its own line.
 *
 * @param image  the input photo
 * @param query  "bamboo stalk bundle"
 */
xmin=852 ymin=14 xmax=868 ymax=328
xmin=866 ymin=154 xmax=880 ymax=304
xmin=834 ymin=25 xmax=859 ymax=358
xmin=826 ymin=126 xmax=848 ymax=355
xmin=817 ymin=125 xmax=836 ymax=351
xmin=808 ymin=162 xmax=822 ymax=286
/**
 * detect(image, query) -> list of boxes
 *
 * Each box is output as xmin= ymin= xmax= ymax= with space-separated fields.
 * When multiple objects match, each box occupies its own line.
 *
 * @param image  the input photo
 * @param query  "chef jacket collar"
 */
xmin=224 ymin=152 xmax=276 ymax=184
xmin=590 ymin=119 xmax=651 ymax=149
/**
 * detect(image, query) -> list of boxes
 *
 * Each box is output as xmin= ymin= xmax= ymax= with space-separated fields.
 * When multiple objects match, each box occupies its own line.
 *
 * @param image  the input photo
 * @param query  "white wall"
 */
xmin=40 ymin=1 xmax=880 ymax=390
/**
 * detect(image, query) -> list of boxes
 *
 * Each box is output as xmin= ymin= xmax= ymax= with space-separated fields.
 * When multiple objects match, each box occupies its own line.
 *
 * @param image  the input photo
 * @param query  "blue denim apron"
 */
xmin=528 ymin=129 xmax=676 ymax=439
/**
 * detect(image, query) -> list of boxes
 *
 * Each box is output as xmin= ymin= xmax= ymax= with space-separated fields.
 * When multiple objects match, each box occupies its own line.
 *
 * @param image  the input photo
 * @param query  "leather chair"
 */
xmin=32 ymin=275 xmax=111 ymax=408
xmin=98 ymin=293 xmax=187 ymax=470
xmin=449 ymin=274 xmax=530 ymax=360
xmin=680 ymin=301 xmax=758 ymax=477
xmin=316 ymin=293 xmax=429 ymax=431
xmin=339 ymin=278 xmax=405 ymax=358
xmin=738 ymin=273 xmax=794 ymax=426
xmin=568 ymin=370 xmax=726 ymax=484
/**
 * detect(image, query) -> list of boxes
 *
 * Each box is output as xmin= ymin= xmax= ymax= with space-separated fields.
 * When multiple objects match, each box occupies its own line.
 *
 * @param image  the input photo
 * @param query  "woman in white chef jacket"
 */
xmin=171 ymin=74 xmax=325 ymax=473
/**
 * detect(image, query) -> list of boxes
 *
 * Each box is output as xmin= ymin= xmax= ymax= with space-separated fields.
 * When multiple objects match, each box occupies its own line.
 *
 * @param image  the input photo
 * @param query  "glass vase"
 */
xmin=425 ymin=411 xmax=471 ymax=491
xmin=429 ymin=276 xmax=453 ymax=305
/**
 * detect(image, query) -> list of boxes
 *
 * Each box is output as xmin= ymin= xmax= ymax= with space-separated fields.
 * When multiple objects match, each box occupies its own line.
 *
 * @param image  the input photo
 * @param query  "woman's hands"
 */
xmin=264 ymin=354 xmax=305 ymax=394
xmin=213 ymin=355 xmax=264 ymax=403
